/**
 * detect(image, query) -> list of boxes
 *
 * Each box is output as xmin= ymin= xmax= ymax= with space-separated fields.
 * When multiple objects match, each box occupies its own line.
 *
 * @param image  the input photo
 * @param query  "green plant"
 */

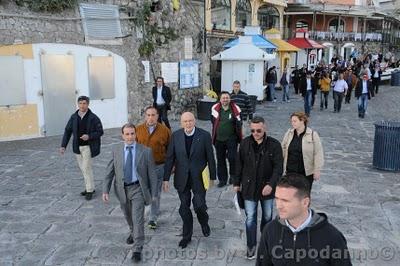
xmin=134 ymin=1 xmax=179 ymax=57
xmin=15 ymin=0 xmax=77 ymax=12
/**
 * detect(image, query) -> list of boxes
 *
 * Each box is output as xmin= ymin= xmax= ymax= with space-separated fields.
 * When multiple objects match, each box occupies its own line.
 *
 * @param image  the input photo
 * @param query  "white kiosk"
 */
xmin=212 ymin=36 xmax=275 ymax=100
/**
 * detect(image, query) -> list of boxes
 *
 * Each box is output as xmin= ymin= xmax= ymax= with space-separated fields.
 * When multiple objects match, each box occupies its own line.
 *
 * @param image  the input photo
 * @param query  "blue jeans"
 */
xmin=358 ymin=93 xmax=368 ymax=116
xmin=304 ymin=90 xmax=312 ymax=115
xmin=269 ymin=83 xmax=276 ymax=100
xmin=244 ymin=199 xmax=274 ymax=249
xmin=282 ymin=84 xmax=290 ymax=102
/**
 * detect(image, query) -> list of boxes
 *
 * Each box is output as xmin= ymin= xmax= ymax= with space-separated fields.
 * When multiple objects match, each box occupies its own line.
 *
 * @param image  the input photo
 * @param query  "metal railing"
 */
xmin=309 ymin=31 xmax=383 ymax=42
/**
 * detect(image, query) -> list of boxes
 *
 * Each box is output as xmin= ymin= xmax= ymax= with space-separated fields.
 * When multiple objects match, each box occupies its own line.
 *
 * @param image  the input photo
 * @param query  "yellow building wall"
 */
xmin=0 ymin=105 xmax=39 ymax=140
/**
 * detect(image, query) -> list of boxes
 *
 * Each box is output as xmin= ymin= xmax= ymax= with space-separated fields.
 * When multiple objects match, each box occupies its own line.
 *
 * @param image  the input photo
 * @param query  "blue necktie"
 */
xmin=124 ymin=146 xmax=133 ymax=184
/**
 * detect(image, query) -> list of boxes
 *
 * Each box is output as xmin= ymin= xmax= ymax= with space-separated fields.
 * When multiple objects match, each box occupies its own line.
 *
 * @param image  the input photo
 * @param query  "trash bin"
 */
xmin=373 ymin=121 xmax=400 ymax=171
xmin=390 ymin=70 xmax=400 ymax=86
xmin=196 ymin=99 xmax=216 ymax=120
xmin=248 ymin=95 xmax=257 ymax=114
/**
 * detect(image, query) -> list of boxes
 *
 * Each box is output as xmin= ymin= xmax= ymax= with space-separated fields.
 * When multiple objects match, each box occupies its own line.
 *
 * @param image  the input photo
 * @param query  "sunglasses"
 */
xmin=251 ymin=129 xmax=263 ymax=133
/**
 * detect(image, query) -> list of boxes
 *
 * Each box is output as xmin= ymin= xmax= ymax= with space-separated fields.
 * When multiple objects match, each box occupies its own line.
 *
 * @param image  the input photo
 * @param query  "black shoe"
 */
xmin=85 ymin=192 xmax=93 ymax=200
xmin=148 ymin=220 xmax=157 ymax=230
xmin=201 ymin=224 xmax=210 ymax=237
xmin=217 ymin=182 xmax=226 ymax=188
xmin=132 ymin=252 xmax=141 ymax=262
xmin=126 ymin=235 xmax=134 ymax=244
xmin=80 ymin=190 xmax=95 ymax=196
xmin=178 ymin=238 xmax=191 ymax=248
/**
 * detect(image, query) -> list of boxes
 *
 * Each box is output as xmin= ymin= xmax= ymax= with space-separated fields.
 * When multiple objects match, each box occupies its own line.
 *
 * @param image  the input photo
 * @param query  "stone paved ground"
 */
xmin=1 ymin=85 xmax=400 ymax=266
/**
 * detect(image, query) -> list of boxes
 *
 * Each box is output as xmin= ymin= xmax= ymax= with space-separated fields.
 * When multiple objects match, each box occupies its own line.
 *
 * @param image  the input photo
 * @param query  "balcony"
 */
xmin=309 ymin=31 xmax=383 ymax=42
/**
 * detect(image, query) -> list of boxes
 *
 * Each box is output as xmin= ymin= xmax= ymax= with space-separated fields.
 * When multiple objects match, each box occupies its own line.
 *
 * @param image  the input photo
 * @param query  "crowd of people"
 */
xmin=59 ymin=76 xmax=354 ymax=265
xmin=264 ymin=52 xmax=387 ymax=119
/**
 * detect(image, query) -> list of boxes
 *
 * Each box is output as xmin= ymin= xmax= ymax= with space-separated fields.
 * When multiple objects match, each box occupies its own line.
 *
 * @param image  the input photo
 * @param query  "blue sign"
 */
xmin=179 ymin=60 xmax=199 ymax=89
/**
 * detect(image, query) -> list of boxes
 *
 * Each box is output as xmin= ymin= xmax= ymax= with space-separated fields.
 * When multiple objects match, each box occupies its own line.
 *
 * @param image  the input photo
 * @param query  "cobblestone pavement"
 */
xmin=1 ymin=85 xmax=400 ymax=266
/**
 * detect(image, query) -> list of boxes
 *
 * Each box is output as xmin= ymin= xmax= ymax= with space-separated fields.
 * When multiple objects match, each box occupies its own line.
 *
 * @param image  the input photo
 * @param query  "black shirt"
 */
xmin=286 ymin=129 xmax=306 ymax=175
xmin=185 ymin=133 xmax=194 ymax=158
xmin=78 ymin=114 xmax=89 ymax=146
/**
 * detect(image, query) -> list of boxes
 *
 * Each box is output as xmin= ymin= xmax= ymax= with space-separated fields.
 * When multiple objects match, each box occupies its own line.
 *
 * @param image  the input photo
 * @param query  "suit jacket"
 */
xmin=163 ymin=127 xmax=216 ymax=193
xmin=152 ymin=85 xmax=172 ymax=110
xmin=300 ymin=78 xmax=316 ymax=97
xmin=61 ymin=109 xmax=103 ymax=157
xmin=103 ymin=143 xmax=157 ymax=206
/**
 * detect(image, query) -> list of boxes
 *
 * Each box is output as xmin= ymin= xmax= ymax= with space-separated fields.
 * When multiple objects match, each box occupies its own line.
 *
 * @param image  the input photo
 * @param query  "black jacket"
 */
xmin=152 ymin=85 xmax=172 ymax=110
xmin=266 ymin=70 xmax=278 ymax=84
xmin=370 ymin=68 xmax=382 ymax=81
xmin=163 ymin=127 xmax=216 ymax=193
xmin=61 ymin=109 xmax=103 ymax=157
xmin=256 ymin=210 xmax=352 ymax=266
xmin=355 ymin=79 xmax=372 ymax=99
xmin=233 ymin=135 xmax=283 ymax=200
xmin=300 ymin=78 xmax=317 ymax=97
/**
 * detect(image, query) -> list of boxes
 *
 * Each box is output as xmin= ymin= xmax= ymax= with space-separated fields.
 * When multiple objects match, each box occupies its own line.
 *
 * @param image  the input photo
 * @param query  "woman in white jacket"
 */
xmin=281 ymin=111 xmax=324 ymax=190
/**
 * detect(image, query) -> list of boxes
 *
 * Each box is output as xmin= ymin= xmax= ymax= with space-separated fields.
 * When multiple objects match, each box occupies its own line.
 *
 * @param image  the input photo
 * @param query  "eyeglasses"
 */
xmin=251 ymin=129 xmax=263 ymax=133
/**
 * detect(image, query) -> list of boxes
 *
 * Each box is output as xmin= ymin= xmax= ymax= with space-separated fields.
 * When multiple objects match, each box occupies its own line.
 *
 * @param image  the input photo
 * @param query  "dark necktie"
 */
xmin=124 ymin=146 xmax=133 ymax=184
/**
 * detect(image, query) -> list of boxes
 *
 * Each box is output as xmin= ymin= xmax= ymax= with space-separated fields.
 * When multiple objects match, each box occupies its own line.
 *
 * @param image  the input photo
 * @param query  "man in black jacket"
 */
xmin=233 ymin=116 xmax=283 ymax=260
xmin=152 ymin=76 xmax=172 ymax=129
xmin=256 ymin=174 xmax=352 ymax=266
xmin=355 ymin=74 xmax=373 ymax=118
xmin=60 ymin=96 xmax=104 ymax=200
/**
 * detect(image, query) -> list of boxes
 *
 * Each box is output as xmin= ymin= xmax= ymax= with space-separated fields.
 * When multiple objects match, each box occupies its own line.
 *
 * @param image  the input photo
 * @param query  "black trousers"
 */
xmin=320 ymin=91 xmax=329 ymax=108
xmin=215 ymin=138 xmax=237 ymax=184
xmin=178 ymin=176 xmax=208 ymax=241
xmin=155 ymin=104 xmax=171 ymax=129
xmin=333 ymin=91 xmax=344 ymax=112
xmin=372 ymin=78 xmax=380 ymax=94
xmin=345 ymin=88 xmax=352 ymax=103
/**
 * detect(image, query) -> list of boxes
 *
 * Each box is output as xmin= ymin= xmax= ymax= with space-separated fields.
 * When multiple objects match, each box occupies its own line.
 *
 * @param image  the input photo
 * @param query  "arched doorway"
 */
xmin=328 ymin=18 xmax=345 ymax=32
xmin=236 ymin=0 xmax=251 ymax=31
xmin=258 ymin=5 xmax=280 ymax=32
xmin=296 ymin=20 xmax=309 ymax=31
xmin=321 ymin=42 xmax=334 ymax=64
xmin=341 ymin=43 xmax=355 ymax=60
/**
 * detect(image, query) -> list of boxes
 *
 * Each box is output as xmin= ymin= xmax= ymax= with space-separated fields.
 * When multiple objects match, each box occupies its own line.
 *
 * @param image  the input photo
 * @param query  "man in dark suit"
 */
xmin=60 ymin=95 xmax=103 ymax=200
xmin=102 ymin=123 xmax=157 ymax=262
xmin=152 ymin=76 xmax=172 ymax=129
xmin=163 ymin=112 xmax=217 ymax=248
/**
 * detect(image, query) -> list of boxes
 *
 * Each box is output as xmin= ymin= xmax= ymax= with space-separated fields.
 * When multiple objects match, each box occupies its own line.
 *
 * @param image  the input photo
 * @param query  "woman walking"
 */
xmin=281 ymin=112 xmax=324 ymax=190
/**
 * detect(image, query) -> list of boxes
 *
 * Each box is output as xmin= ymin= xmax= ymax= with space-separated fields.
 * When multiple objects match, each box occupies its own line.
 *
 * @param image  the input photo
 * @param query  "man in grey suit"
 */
xmin=163 ymin=112 xmax=217 ymax=248
xmin=103 ymin=123 xmax=157 ymax=262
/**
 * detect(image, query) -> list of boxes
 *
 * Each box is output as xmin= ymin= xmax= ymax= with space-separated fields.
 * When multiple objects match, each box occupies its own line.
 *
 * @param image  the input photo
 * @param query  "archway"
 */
xmin=257 ymin=5 xmax=280 ymax=32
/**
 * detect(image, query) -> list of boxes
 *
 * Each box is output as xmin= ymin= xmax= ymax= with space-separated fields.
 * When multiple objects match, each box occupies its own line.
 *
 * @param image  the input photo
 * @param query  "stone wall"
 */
xmin=0 ymin=0 xmax=210 ymax=123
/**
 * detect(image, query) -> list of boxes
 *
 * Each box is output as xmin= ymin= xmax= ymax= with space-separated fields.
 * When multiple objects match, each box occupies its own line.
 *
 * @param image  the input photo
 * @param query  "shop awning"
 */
xmin=287 ymin=38 xmax=324 ymax=49
xmin=224 ymin=35 xmax=277 ymax=51
xmin=268 ymin=39 xmax=300 ymax=52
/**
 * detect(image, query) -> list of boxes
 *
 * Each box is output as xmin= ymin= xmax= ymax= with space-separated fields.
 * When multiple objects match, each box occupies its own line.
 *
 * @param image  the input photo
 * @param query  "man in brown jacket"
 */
xmin=136 ymin=106 xmax=171 ymax=230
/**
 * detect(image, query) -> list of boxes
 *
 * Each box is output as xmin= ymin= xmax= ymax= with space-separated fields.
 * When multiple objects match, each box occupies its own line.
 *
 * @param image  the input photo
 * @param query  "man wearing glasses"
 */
xmin=233 ymin=116 xmax=283 ymax=260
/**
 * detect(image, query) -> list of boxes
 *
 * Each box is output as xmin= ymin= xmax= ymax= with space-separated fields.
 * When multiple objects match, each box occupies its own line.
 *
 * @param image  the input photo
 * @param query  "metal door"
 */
xmin=40 ymin=54 xmax=76 ymax=136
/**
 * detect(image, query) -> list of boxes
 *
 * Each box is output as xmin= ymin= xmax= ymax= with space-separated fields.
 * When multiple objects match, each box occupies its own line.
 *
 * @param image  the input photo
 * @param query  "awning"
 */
xmin=268 ymin=39 xmax=300 ymax=52
xmin=261 ymin=0 xmax=287 ymax=7
xmin=287 ymin=38 xmax=324 ymax=49
xmin=224 ymin=35 xmax=277 ymax=50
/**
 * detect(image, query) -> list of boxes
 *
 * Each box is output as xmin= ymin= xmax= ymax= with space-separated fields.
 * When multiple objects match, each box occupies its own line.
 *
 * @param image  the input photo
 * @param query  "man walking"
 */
xmin=290 ymin=65 xmax=301 ymax=95
xmin=231 ymin=80 xmax=252 ymax=121
xmin=102 ymin=123 xmax=157 ymax=262
xmin=233 ymin=116 xmax=283 ymax=260
xmin=300 ymin=72 xmax=315 ymax=116
xmin=60 ymin=96 xmax=103 ymax=200
xmin=163 ymin=112 xmax=216 ymax=248
xmin=355 ymin=74 xmax=372 ymax=118
xmin=266 ymin=66 xmax=278 ymax=102
xmin=136 ymin=106 xmax=171 ymax=229
xmin=333 ymin=73 xmax=348 ymax=113
xmin=280 ymin=68 xmax=290 ymax=103
xmin=256 ymin=174 xmax=352 ymax=265
xmin=152 ymin=76 xmax=172 ymax=129
xmin=211 ymin=91 xmax=242 ymax=187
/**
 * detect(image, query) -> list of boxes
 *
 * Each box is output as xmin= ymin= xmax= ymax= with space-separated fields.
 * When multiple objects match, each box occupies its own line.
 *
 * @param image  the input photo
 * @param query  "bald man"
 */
xmin=163 ymin=112 xmax=216 ymax=248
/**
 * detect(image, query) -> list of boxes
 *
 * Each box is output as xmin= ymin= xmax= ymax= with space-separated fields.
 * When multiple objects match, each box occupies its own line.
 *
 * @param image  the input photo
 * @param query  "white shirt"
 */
xmin=333 ymin=79 xmax=348 ymax=93
xmin=306 ymin=79 xmax=312 ymax=91
xmin=373 ymin=70 xmax=379 ymax=78
xmin=362 ymin=80 xmax=368 ymax=94
xmin=156 ymin=87 xmax=165 ymax=105
xmin=285 ymin=210 xmax=312 ymax=234
xmin=184 ymin=127 xmax=195 ymax=136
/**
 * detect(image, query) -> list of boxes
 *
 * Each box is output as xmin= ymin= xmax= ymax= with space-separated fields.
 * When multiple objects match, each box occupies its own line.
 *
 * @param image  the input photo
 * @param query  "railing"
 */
xmin=309 ymin=31 xmax=383 ymax=42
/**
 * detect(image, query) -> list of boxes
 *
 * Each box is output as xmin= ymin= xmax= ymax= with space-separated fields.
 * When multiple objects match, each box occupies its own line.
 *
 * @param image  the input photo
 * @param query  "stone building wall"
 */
xmin=0 ymin=0 xmax=210 ymax=123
